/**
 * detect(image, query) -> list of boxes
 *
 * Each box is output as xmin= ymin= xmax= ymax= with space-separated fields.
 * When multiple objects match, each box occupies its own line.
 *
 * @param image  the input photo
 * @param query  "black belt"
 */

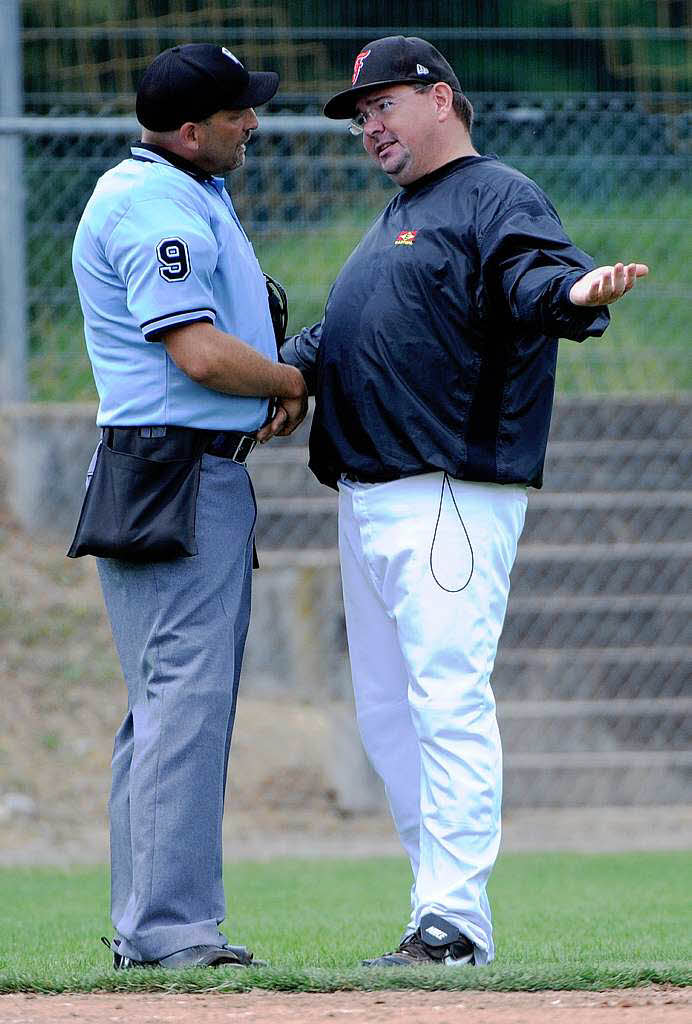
xmin=205 ymin=431 xmax=258 ymax=463
xmin=102 ymin=425 xmax=257 ymax=464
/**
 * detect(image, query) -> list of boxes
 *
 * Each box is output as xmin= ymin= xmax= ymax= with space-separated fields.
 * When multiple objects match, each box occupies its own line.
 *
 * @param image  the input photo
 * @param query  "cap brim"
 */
xmin=229 ymin=71 xmax=279 ymax=109
xmin=323 ymin=77 xmax=423 ymax=119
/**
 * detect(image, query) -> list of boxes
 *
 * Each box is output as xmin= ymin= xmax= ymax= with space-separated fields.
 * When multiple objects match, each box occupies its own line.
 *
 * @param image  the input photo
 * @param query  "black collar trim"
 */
xmin=130 ymin=142 xmax=214 ymax=183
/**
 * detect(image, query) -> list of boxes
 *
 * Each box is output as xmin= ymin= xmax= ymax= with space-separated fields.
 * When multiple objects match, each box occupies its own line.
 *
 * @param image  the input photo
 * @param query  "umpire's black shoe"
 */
xmin=102 ymin=936 xmax=264 ymax=969
xmin=362 ymin=913 xmax=475 ymax=967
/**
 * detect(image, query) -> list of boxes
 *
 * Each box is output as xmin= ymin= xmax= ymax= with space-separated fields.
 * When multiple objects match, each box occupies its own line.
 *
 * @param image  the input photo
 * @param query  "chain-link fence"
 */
xmin=11 ymin=92 xmax=691 ymax=402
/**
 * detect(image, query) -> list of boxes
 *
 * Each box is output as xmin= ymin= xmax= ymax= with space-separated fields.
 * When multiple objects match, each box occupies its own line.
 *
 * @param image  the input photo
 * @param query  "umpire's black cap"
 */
xmin=136 ymin=44 xmax=279 ymax=131
xmin=324 ymin=36 xmax=461 ymax=119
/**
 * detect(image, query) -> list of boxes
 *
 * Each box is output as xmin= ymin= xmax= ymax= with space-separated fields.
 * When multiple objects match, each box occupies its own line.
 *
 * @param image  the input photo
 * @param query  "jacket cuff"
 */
xmin=551 ymin=271 xmax=610 ymax=341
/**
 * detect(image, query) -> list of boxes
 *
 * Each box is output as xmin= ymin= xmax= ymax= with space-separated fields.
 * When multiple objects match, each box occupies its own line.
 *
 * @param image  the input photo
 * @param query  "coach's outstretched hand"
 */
xmin=569 ymin=262 xmax=649 ymax=306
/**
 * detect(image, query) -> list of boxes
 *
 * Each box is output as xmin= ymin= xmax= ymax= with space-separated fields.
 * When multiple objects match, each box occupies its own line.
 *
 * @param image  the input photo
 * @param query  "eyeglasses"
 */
xmin=348 ymin=85 xmax=433 ymax=135
xmin=349 ymin=98 xmax=397 ymax=135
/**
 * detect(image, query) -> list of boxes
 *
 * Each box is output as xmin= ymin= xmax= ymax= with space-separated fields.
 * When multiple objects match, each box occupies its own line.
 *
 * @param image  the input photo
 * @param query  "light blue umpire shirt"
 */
xmin=72 ymin=143 xmax=276 ymax=431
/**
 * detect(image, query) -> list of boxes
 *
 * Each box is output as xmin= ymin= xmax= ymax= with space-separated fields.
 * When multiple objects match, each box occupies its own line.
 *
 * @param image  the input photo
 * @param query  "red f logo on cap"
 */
xmin=352 ymin=49 xmax=371 ymax=85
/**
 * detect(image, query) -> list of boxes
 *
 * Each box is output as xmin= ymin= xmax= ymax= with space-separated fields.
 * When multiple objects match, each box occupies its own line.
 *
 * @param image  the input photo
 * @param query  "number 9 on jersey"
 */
xmin=156 ymin=237 xmax=191 ymax=282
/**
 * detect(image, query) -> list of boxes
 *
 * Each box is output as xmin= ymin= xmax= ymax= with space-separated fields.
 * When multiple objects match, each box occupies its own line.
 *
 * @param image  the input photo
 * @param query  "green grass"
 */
xmin=0 ymin=853 xmax=689 ymax=992
xmin=554 ymin=196 xmax=691 ymax=392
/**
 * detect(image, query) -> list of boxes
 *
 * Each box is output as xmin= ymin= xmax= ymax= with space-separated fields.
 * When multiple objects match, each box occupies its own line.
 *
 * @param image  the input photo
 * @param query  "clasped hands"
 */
xmin=258 ymin=364 xmax=308 ymax=443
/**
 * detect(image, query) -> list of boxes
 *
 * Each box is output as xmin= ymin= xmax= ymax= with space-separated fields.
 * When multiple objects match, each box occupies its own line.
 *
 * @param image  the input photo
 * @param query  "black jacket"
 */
xmin=282 ymin=155 xmax=609 ymax=490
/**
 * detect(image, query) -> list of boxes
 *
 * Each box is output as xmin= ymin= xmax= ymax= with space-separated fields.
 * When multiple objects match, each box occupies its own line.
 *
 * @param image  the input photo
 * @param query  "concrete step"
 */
xmin=547 ymin=395 xmax=692 ymax=442
xmin=543 ymin=439 xmax=690 ymax=491
xmin=491 ymin=647 xmax=692 ymax=701
xmin=501 ymin=594 xmax=691 ymax=647
xmin=502 ymin=751 xmax=691 ymax=807
xmin=496 ymin=697 xmax=691 ymax=752
xmin=511 ymin=542 xmax=691 ymax=595
xmin=523 ymin=491 xmax=692 ymax=544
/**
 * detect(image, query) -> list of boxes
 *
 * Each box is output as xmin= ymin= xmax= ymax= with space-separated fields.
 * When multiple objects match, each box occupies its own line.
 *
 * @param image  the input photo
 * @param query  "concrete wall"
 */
xmin=0 ymin=402 xmax=98 ymax=535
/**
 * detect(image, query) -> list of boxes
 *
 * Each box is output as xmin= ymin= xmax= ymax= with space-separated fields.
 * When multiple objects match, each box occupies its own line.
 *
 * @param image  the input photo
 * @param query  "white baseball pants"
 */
xmin=338 ymin=471 xmax=527 ymax=963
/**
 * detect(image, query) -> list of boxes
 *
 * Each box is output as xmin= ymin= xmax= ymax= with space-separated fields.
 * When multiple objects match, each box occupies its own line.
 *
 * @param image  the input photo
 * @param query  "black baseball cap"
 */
xmin=324 ymin=36 xmax=461 ymax=119
xmin=136 ymin=43 xmax=279 ymax=131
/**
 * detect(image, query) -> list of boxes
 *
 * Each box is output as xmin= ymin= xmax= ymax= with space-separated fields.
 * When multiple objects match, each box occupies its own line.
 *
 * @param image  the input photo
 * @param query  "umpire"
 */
xmin=282 ymin=36 xmax=648 ymax=967
xmin=70 ymin=44 xmax=306 ymax=969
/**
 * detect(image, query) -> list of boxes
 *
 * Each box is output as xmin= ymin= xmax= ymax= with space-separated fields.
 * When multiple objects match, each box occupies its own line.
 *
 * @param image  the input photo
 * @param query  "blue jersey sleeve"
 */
xmin=106 ymin=197 xmax=218 ymax=341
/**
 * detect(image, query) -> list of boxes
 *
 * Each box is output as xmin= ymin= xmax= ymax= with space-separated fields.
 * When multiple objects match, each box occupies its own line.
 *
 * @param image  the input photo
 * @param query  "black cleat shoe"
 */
xmin=102 ymin=936 xmax=265 ymax=969
xmin=102 ymin=937 xmax=156 ymax=969
xmin=362 ymin=913 xmax=476 ymax=967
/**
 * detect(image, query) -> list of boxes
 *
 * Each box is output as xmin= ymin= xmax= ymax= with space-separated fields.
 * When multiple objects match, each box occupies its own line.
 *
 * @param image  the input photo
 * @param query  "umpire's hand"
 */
xmin=258 ymin=366 xmax=308 ymax=440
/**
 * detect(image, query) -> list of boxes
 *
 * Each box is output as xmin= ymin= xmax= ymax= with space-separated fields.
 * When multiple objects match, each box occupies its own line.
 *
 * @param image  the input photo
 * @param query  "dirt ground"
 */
xmin=1 ymin=986 xmax=690 ymax=1024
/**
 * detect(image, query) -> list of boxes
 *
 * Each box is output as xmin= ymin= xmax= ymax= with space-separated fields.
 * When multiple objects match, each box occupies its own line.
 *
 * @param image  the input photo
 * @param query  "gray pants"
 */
xmin=97 ymin=455 xmax=255 ymax=962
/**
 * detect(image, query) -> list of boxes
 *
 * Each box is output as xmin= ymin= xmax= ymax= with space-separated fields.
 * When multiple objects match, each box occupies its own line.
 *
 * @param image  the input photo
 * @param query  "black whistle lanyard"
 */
xmin=429 ymin=472 xmax=475 ymax=593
